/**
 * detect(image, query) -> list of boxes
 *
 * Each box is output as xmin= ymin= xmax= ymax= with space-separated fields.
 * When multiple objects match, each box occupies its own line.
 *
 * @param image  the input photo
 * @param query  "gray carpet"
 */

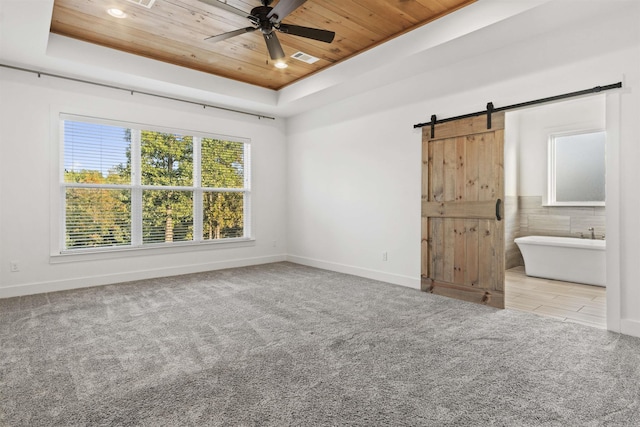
xmin=1 ymin=262 xmax=639 ymax=426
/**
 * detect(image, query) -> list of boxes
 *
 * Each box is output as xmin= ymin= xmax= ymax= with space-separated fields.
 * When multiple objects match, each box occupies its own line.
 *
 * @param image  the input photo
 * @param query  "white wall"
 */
xmin=0 ymin=68 xmax=288 ymax=297
xmin=287 ymin=111 xmax=421 ymax=287
xmin=286 ymin=2 xmax=640 ymax=335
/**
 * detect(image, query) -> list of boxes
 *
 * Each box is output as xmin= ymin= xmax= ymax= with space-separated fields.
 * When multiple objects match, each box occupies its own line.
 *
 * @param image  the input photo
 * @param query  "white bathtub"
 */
xmin=514 ymin=236 xmax=606 ymax=287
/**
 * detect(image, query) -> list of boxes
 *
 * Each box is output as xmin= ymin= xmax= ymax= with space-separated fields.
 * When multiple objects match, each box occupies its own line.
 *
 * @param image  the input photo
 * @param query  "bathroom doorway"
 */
xmin=503 ymin=95 xmax=607 ymax=328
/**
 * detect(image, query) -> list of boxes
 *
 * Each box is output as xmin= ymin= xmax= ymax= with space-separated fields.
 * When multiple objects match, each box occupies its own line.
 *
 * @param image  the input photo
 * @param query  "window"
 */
xmin=61 ymin=115 xmax=250 ymax=252
xmin=547 ymin=130 xmax=605 ymax=206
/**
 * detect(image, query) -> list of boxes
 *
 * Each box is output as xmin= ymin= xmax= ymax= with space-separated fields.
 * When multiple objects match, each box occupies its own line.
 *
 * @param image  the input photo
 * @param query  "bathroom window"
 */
xmin=547 ymin=130 xmax=605 ymax=206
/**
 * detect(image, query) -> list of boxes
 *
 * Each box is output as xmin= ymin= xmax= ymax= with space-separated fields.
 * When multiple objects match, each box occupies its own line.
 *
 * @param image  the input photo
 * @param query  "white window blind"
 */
xmin=60 ymin=115 xmax=251 ymax=252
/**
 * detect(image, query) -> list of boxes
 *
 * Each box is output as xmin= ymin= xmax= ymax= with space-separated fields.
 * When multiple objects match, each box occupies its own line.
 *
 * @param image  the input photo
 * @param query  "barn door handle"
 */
xmin=495 ymin=198 xmax=502 ymax=221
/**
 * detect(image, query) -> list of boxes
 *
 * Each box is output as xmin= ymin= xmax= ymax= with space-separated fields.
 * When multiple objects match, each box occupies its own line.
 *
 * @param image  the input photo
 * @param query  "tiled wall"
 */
xmin=505 ymin=195 xmax=606 ymax=269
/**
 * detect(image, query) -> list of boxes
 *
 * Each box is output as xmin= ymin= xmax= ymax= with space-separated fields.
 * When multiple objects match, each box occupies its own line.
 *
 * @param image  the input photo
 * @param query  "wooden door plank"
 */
xmin=478 ymin=133 xmax=494 ymax=201
xmin=430 ymin=218 xmax=444 ymax=281
xmin=494 ymin=129 xmax=505 ymax=210
xmin=421 ymin=216 xmax=429 ymax=281
xmin=443 ymin=137 xmax=457 ymax=201
xmin=422 ymin=200 xmax=496 ymax=219
xmin=421 ymin=138 xmax=430 ymax=285
xmin=465 ymin=135 xmax=479 ymax=202
xmin=496 ymin=227 xmax=505 ymax=291
xmin=429 ymin=139 xmax=445 ymax=202
xmin=494 ymin=129 xmax=505 ymax=292
xmin=443 ymin=218 xmax=455 ymax=283
xmin=421 ymin=140 xmax=429 ymax=203
xmin=453 ymin=218 xmax=465 ymax=284
xmin=455 ymin=136 xmax=465 ymax=201
xmin=422 ymin=112 xmax=506 ymax=141
xmin=427 ymin=279 xmax=505 ymax=308
xmin=465 ymin=219 xmax=479 ymax=288
xmin=478 ymin=219 xmax=495 ymax=290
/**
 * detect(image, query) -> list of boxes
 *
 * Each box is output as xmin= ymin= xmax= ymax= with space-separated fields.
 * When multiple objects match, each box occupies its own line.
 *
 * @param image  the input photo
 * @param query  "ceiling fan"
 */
xmin=198 ymin=0 xmax=335 ymax=61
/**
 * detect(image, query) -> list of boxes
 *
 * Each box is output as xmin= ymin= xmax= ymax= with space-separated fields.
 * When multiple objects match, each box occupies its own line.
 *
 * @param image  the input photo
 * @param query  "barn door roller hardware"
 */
xmin=430 ymin=114 xmax=437 ymax=138
xmin=414 ymin=82 xmax=622 ymax=134
xmin=486 ymin=102 xmax=494 ymax=130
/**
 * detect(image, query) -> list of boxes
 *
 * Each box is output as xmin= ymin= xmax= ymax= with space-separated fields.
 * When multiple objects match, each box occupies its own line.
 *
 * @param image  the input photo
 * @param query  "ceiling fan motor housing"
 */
xmin=251 ymin=6 xmax=276 ymax=34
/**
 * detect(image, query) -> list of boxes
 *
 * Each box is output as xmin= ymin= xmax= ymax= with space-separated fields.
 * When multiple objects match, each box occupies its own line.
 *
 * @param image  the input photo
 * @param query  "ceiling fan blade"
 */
xmin=197 ymin=0 xmax=251 ymax=19
xmin=205 ymin=27 xmax=257 ymax=43
xmin=277 ymin=24 xmax=335 ymax=43
xmin=267 ymin=0 xmax=308 ymax=23
xmin=263 ymin=32 xmax=285 ymax=60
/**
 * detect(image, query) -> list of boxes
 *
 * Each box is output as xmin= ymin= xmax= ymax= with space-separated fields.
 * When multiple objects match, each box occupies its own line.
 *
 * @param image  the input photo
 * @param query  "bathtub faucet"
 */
xmin=588 ymin=227 xmax=595 ymax=240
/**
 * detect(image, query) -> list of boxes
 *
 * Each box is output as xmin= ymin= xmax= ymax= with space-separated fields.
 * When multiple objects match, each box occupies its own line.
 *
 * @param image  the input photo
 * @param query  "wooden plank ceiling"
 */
xmin=50 ymin=0 xmax=476 ymax=90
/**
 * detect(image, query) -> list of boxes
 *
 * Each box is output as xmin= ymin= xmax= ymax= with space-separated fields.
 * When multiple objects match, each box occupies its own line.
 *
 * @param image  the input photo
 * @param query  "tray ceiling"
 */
xmin=50 ymin=0 xmax=475 ymax=90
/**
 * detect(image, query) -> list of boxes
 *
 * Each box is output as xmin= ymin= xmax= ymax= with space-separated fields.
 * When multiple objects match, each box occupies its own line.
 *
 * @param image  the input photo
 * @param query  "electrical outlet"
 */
xmin=10 ymin=261 xmax=19 ymax=272
xmin=272 ymin=240 xmax=277 ymax=247
xmin=382 ymin=252 xmax=388 ymax=262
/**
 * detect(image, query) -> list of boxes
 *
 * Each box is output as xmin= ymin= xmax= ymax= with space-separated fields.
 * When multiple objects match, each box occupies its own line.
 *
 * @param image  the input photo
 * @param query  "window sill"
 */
xmin=50 ymin=238 xmax=256 ymax=264
xmin=543 ymin=202 xmax=606 ymax=207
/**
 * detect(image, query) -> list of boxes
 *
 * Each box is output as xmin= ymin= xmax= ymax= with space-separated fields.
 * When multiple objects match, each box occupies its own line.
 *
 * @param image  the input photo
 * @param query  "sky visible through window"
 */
xmin=64 ymin=121 xmax=129 ymax=178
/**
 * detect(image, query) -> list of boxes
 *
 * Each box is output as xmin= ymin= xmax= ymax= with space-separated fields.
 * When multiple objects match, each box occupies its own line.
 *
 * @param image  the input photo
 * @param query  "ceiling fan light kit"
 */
xmin=198 ymin=0 xmax=335 ymax=63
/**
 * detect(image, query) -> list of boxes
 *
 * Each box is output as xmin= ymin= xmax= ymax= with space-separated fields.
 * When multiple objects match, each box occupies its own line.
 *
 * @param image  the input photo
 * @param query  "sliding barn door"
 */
xmin=421 ymin=113 xmax=505 ymax=308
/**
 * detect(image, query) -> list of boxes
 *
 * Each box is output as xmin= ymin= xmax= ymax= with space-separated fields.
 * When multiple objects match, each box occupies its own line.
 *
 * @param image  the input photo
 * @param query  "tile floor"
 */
xmin=505 ymin=266 xmax=606 ymax=329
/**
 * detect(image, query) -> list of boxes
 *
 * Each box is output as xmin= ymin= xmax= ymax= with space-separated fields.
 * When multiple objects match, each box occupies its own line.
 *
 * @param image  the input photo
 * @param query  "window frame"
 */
xmin=546 ymin=128 xmax=606 ymax=207
xmin=56 ymin=113 xmax=252 ymax=257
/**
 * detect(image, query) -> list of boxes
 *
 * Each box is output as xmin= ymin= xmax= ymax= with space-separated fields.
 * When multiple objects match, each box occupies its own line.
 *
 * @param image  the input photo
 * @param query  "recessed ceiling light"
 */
xmin=107 ymin=8 xmax=127 ymax=18
xmin=274 ymin=61 xmax=288 ymax=69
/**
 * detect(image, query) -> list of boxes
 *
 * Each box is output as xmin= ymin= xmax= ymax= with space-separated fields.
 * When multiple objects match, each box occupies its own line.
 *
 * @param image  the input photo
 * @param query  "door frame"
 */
xmin=604 ymin=92 xmax=621 ymax=333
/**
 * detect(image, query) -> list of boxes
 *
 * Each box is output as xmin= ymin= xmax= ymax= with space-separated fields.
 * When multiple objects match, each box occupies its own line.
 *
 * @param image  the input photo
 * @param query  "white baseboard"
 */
xmin=620 ymin=319 xmax=640 ymax=339
xmin=286 ymin=255 xmax=421 ymax=290
xmin=0 ymin=255 xmax=287 ymax=299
